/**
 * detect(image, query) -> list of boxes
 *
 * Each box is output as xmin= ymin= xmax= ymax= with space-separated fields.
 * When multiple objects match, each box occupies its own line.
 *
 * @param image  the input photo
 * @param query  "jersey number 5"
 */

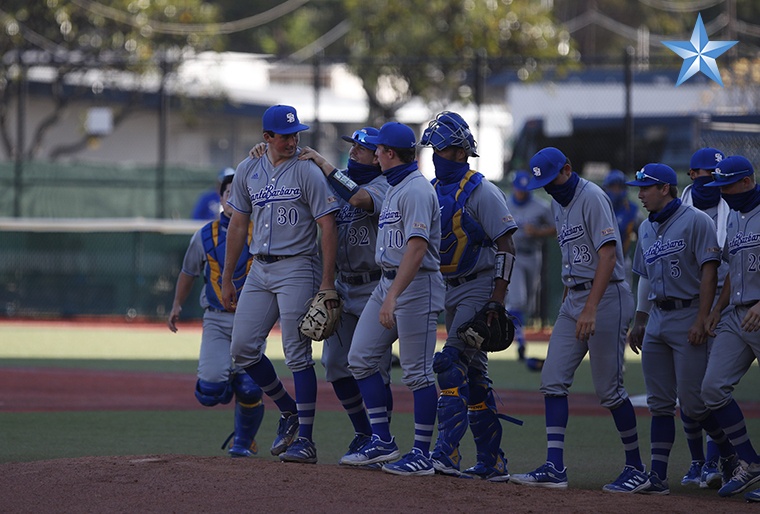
xmin=669 ymin=259 xmax=681 ymax=278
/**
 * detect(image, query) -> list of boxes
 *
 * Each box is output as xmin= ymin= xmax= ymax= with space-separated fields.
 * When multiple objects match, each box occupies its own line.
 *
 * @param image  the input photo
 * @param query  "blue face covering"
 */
xmin=433 ymin=152 xmax=469 ymax=185
xmin=690 ymin=175 xmax=722 ymax=210
xmin=384 ymin=161 xmax=419 ymax=186
xmin=346 ymin=159 xmax=382 ymax=185
xmin=545 ymin=172 xmax=580 ymax=207
xmin=648 ymin=197 xmax=682 ymax=223
xmin=722 ymin=185 xmax=760 ymax=213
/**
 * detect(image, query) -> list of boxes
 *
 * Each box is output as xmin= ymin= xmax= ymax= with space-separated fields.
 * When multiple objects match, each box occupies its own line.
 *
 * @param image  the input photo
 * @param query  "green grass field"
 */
xmin=1 ymin=321 xmax=759 ymax=496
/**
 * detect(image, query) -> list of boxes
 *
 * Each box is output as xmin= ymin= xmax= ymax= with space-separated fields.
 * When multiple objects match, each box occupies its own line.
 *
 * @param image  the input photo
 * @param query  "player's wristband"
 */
xmin=494 ymin=251 xmax=515 ymax=283
xmin=328 ymin=168 xmax=360 ymax=202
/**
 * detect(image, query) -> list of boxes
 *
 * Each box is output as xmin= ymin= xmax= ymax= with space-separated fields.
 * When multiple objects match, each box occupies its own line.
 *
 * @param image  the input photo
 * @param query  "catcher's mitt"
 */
xmin=298 ymin=289 xmax=343 ymax=341
xmin=457 ymin=301 xmax=516 ymax=352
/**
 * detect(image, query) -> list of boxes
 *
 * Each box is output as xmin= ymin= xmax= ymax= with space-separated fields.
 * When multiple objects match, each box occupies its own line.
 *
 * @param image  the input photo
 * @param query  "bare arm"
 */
xmin=316 ymin=213 xmax=338 ymax=290
xmin=220 ymin=210 xmax=250 ymax=311
xmin=689 ymin=260 xmax=718 ymax=345
xmin=379 ymin=237 xmax=428 ymax=329
xmin=167 ymin=272 xmax=196 ymax=332
xmin=576 ymin=241 xmax=617 ymax=342
xmin=706 ymin=273 xmax=731 ymax=336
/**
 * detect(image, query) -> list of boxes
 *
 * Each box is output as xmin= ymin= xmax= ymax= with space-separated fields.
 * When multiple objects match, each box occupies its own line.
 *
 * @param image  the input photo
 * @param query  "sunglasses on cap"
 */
xmin=711 ymin=167 xmax=751 ymax=183
xmin=351 ymin=130 xmax=371 ymax=144
xmin=635 ymin=170 xmax=668 ymax=184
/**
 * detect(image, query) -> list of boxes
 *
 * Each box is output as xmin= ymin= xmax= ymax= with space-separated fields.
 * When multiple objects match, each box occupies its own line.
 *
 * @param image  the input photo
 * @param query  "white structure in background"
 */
xmin=15 ymin=51 xmax=512 ymax=181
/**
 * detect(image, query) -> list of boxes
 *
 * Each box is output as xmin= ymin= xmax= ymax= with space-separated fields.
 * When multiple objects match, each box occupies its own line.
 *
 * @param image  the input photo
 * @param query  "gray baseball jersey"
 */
xmin=228 ymin=153 xmax=339 ymax=257
xmin=702 ymin=201 xmax=760 ymax=411
xmin=540 ymin=177 xmax=634 ymax=408
xmin=632 ymin=203 xmax=721 ymax=302
xmin=323 ymin=174 xmax=392 ymax=384
xmin=376 ymin=171 xmax=441 ymax=272
xmin=553 ymin=178 xmax=627 ymax=288
xmin=349 ymin=168 xmax=445 ymax=391
xmin=632 ymin=202 xmax=720 ymax=418
xmin=228 ymin=150 xmax=339 ymax=371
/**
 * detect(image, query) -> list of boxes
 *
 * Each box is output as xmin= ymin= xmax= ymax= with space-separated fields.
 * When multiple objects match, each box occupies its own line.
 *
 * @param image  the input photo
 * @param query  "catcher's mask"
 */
xmin=419 ymin=111 xmax=479 ymax=157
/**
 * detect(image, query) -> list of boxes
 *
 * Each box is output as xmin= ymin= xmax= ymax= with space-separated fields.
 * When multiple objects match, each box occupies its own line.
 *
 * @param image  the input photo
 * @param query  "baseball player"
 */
xmin=624 ymin=163 xmax=737 ymax=495
xmin=251 ymin=127 xmax=396 ymax=462
xmin=415 ymin=111 xmax=517 ymax=481
xmin=602 ymin=170 xmax=640 ymax=257
xmin=167 ymin=173 xmax=264 ymax=457
xmin=221 ymin=105 xmax=340 ymax=465
xmin=509 ymin=147 xmax=647 ymax=493
xmin=701 ymin=155 xmax=760 ymax=500
xmin=341 ymin=122 xmax=446 ymax=476
xmin=191 ymin=167 xmax=235 ymax=220
xmin=678 ymin=147 xmax=731 ymax=488
xmin=506 ymin=170 xmax=555 ymax=367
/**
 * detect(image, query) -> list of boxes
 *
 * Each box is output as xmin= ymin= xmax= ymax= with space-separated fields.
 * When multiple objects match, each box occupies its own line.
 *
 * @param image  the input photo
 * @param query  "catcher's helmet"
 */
xmin=420 ymin=111 xmax=479 ymax=157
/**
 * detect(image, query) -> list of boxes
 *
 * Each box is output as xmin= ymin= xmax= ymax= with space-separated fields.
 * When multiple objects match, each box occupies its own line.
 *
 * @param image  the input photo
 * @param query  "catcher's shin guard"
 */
xmin=468 ymin=378 xmax=503 ymax=468
xmin=229 ymin=399 xmax=265 ymax=456
xmin=431 ymin=349 xmax=469 ymax=471
xmin=227 ymin=373 xmax=265 ymax=456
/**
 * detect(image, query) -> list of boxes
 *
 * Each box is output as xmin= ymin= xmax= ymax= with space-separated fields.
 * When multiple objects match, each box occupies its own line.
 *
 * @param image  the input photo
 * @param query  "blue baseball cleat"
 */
xmin=700 ymin=459 xmax=721 ymax=489
xmin=463 ymin=453 xmax=510 ymax=482
xmin=382 ymin=448 xmax=435 ymax=477
xmin=642 ymin=472 xmax=670 ymax=495
xmin=510 ymin=462 xmax=568 ymax=489
xmin=745 ymin=488 xmax=760 ymax=502
xmin=602 ymin=465 xmax=650 ymax=493
xmin=279 ymin=437 xmax=317 ymax=464
xmin=270 ymin=412 xmax=299 ymax=456
xmin=431 ymin=446 xmax=462 ymax=477
xmin=681 ymin=460 xmax=704 ymax=486
xmin=719 ymin=460 xmax=760 ymax=497
xmin=340 ymin=434 xmax=400 ymax=466
xmin=339 ymin=433 xmax=372 ymax=465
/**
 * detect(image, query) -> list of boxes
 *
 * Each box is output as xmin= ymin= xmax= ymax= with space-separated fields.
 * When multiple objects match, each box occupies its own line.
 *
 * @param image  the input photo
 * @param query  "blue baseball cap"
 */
xmin=603 ymin=169 xmax=627 ymax=188
xmin=626 ymin=163 xmax=678 ymax=187
xmin=513 ymin=171 xmax=532 ymax=192
xmin=705 ymin=155 xmax=755 ymax=187
xmin=689 ymin=147 xmax=726 ymax=170
xmin=341 ymin=127 xmax=379 ymax=151
xmin=262 ymin=105 xmax=310 ymax=134
xmin=526 ymin=147 xmax=569 ymax=190
xmin=364 ymin=122 xmax=417 ymax=149
xmin=690 ymin=147 xmax=725 ymax=171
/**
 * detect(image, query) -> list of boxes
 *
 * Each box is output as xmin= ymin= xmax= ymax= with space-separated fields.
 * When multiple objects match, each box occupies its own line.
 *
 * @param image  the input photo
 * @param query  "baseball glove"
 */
xmin=298 ymin=289 xmax=343 ymax=341
xmin=457 ymin=301 xmax=516 ymax=352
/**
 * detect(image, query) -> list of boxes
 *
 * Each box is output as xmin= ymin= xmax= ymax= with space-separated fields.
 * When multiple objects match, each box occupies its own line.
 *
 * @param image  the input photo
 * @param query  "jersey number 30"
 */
xmin=277 ymin=207 xmax=298 ymax=225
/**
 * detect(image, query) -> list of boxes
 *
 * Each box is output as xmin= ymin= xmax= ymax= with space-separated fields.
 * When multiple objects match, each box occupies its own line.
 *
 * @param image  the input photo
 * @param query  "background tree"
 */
xmin=0 ymin=0 xmax=222 ymax=160
xmin=343 ymin=0 xmax=572 ymax=123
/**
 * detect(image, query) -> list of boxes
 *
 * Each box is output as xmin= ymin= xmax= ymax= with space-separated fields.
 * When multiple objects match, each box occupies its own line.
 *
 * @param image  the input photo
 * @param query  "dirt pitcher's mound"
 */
xmin=1 ymin=455 xmax=751 ymax=513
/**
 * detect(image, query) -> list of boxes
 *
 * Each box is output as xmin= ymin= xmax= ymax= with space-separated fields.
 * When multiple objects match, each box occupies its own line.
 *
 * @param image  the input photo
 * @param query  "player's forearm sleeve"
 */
xmin=327 ymin=168 xmax=360 ymax=202
xmin=636 ymin=277 xmax=652 ymax=314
